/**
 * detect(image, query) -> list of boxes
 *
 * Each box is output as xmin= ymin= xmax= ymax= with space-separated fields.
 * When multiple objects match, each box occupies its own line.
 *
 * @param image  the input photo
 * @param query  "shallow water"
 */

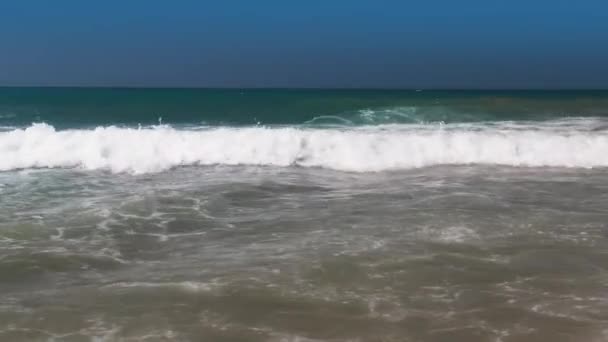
xmin=1 ymin=166 xmax=608 ymax=341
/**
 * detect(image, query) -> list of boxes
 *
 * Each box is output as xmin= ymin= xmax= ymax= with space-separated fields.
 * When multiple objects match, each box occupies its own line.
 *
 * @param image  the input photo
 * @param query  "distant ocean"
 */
xmin=1 ymin=88 xmax=608 ymax=341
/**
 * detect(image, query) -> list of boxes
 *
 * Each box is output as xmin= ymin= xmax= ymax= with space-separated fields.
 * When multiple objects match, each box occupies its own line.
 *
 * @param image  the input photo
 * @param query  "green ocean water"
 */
xmin=1 ymin=88 xmax=608 ymax=128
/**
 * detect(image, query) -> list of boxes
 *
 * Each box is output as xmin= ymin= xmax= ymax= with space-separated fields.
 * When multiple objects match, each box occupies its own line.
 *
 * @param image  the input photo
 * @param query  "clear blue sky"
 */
xmin=1 ymin=0 xmax=607 ymax=88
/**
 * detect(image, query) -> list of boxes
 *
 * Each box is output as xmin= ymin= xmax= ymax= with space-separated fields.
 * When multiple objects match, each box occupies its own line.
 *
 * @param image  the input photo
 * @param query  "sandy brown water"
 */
xmin=1 ymin=166 xmax=608 ymax=341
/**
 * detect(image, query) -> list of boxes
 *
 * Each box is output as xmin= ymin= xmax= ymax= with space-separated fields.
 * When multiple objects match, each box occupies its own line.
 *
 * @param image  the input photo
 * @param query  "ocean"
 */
xmin=1 ymin=88 xmax=608 ymax=341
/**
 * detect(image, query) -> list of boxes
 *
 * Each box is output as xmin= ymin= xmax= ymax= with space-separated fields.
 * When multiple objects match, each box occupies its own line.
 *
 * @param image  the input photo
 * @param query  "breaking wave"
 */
xmin=1 ymin=121 xmax=607 ymax=174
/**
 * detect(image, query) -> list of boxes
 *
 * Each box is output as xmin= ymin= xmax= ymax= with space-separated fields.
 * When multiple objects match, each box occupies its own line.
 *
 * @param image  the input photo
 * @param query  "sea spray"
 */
xmin=1 ymin=121 xmax=607 ymax=174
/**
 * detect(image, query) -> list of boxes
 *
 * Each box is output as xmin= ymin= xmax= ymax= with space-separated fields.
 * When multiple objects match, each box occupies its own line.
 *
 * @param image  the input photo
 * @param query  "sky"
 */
xmin=0 ymin=0 xmax=607 ymax=88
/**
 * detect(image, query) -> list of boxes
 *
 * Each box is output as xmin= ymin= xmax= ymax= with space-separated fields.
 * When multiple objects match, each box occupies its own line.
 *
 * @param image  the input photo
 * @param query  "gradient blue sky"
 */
xmin=1 ymin=0 xmax=607 ymax=88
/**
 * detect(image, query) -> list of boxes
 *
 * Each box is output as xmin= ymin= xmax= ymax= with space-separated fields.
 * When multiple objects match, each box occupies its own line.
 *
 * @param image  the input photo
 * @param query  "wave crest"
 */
xmin=1 ymin=123 xmax=607 ymax=174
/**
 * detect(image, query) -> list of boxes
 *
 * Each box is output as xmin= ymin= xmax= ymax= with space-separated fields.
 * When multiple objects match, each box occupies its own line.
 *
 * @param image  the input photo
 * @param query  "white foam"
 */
xmin=1 ymin=122 xmax=608 ymax=174
xmin=437 ymin=226 xmax=479 ymax=243
xmin=102 ymin=281 xmax=214 ymax=293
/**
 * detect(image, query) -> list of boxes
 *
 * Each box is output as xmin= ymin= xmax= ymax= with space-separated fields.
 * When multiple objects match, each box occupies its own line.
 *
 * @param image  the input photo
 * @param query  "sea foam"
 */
xmin=1 ymin=123 xmax=607 ymax=174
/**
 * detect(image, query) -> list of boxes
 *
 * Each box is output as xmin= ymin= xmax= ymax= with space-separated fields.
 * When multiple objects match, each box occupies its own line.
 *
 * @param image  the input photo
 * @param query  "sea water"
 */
xmin=1 ymin=88 xmax=608 ymax=341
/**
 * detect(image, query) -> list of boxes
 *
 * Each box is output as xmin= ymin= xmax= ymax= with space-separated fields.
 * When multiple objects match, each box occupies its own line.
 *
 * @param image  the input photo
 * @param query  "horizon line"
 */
xmin=1 ymin=85 xmax=608 ymax=91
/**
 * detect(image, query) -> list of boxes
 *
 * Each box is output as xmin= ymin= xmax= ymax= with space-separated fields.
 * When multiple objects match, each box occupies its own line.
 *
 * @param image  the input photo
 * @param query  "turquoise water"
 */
xmin=1 ymin=88 xmax=608 ymax=128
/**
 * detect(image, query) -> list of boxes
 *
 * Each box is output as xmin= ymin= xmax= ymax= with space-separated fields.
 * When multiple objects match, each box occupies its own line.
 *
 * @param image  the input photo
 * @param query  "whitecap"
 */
xmin=1 ymin=122 xmax=607 ymax=174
